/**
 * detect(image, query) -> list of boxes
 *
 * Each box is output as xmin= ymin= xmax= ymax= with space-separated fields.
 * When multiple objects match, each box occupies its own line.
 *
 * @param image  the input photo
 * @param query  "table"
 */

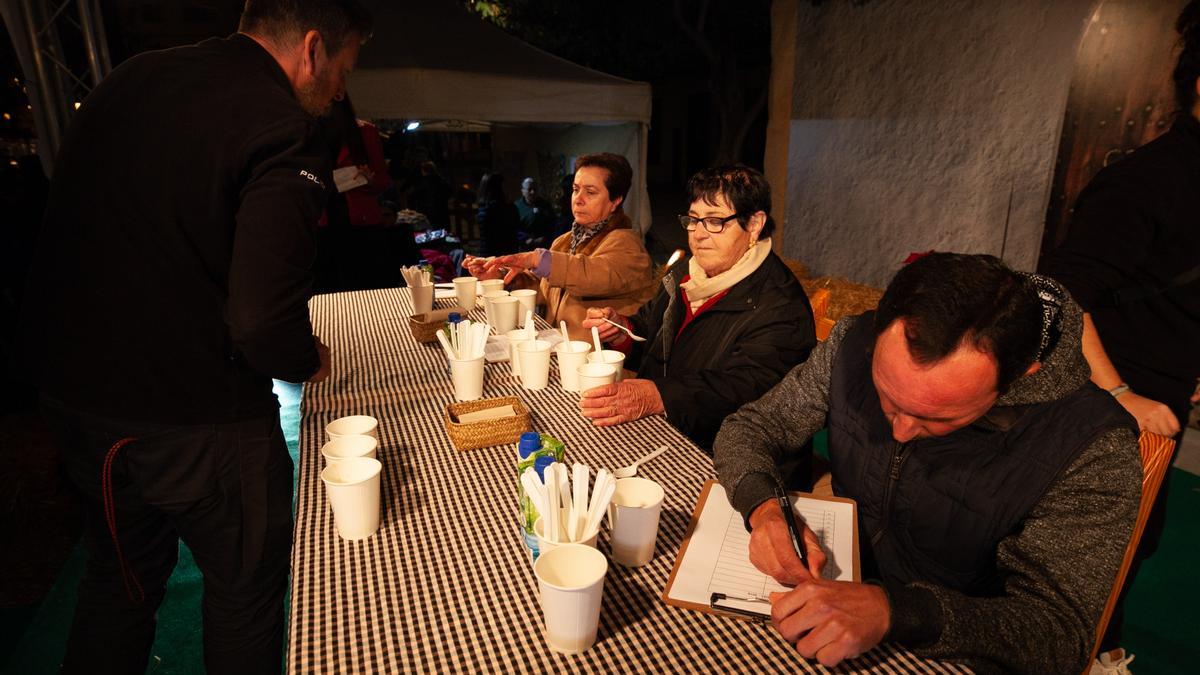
xmin=286 ymin=288 xmax=970 ymax=674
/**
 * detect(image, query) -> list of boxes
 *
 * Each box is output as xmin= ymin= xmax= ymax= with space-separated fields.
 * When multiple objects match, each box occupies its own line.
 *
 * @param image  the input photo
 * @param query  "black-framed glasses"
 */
xmin=678 ymin=212 xmax=742 ymax=234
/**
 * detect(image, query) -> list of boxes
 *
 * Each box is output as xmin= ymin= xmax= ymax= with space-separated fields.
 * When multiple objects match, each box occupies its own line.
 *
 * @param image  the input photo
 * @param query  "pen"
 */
xmin=773 ymin=483 xmax=810 ymax=572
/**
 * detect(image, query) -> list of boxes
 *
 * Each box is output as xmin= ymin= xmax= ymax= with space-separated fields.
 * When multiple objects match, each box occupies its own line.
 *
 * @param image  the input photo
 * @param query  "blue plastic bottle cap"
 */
xmin=533 ymin=455 xmax=555 ymax=480
xmin=448 ymin=312 xmax=462 ymax=323
xmin=517 ymin=431 xmax=542 ymax=458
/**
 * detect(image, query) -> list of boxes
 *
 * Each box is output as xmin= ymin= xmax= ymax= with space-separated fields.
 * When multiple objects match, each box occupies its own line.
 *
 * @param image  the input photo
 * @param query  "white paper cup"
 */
xmin=534 ymin=513 xmax=599 ymax=557
xmin=325 ymin=415 xmax=378 ymax=440
xmin=577 ymin=363 xmax=617 ymax=392
xmin=533 ymin=544 xmax=608 ymax=654
xmin=516 ymin=339 xmax=552 ymax=390
xmin=479 ymin=279 xmax=506 ymax=295
xmin=555 ymin=341 xmax=592 ymax=392
xmin=320 ymin=434 xmax=379 ymax=466
xmin=586 ymin=350 xmax=626 ymax=381
xmin=321 ymin=457 xmax=383 ymax=541
xmin=510 ymin=288 xmax=538 ymax=316
xmin=410 ymin=283 xmax=434 ymax=315
xmin=606 ymin=477 xmax=665 ymax=567
xmin=449 ymin=355 xmax=485 ymax=401
xmin=453 ymin=276 xmax=478 ymax=311
xmin=506 ymin=329 xmax=534 ymax=377
xmin=490 ymin=296 xmax=519 ymax=334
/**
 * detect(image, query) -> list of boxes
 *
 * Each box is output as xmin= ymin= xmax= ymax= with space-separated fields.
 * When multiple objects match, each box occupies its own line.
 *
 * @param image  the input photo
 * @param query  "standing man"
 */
xmin=19 ymin=1 xmax=372 ymax=673
xmin=514 ymin=176 xmax=556 ymax=249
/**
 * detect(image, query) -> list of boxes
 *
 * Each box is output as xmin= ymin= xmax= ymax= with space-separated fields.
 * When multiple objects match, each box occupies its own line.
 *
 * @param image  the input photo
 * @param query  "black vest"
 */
xmin=828 ymin=314 xmax=1135 ymax=595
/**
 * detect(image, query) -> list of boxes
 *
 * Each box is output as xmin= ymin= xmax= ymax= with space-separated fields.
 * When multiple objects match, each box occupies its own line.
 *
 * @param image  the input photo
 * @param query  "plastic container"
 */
xmin=517 ymin=432 xmax=566 ymax=553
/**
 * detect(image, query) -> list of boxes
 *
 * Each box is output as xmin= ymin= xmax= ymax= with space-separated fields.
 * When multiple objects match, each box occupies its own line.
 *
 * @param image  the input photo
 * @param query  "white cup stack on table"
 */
xmin=401 ymin=265 xmax=434 ymax=314
xmin=320 ymin=456 xmax=383 ymax=541
xmin=452 ymin=276 xmax=478 ymax=312
xmin=586 ymin=350 xmax=626 ymax=382
xmin=554 ymin=341 xmax=592 ymax=392
xmin=510 ymin=288 xmax=538 ymax=317
xmin=606 ymin=477 xmax=665 ymax=567
xmin=516 ymin=340 xmax=553 ymax=390
xmin=320 ymin=434 xmax=378 ymax=466
xmin=436 ymin=318 xmax=490 ymax=401
xmin=534 ymin=544 xmax=608 ymax=654
xmin=325 ymin=415 xmax=379 ymax=440
xmin=490 ymin=296 xmax=519 ymax=334
xmin=576 ymin=363 xmax=617 ymax=391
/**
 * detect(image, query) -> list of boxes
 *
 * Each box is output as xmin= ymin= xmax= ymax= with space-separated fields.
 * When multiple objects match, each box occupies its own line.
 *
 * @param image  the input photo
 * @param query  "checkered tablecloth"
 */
xmin=286 ymin=288 xmax=970 ymax=674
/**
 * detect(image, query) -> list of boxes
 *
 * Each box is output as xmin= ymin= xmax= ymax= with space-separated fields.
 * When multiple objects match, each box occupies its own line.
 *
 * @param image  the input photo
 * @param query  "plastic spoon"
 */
xmin=613 ymin=445 xmax=669 ymax=479
xmin=602 ymin=317 xmax=646 ymax=342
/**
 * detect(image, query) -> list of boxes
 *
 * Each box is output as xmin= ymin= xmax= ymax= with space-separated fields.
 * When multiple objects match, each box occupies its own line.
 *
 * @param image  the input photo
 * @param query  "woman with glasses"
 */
xmin=463 ymin=153 xmax=656 ymax=339
xmin=579 ymin=164 xmax=816 ymax=451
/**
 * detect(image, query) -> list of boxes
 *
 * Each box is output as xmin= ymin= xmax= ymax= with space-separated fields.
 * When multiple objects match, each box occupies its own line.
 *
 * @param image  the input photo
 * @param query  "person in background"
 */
xmin=475 ymin=172 xmax=520 ymax=257
xmin=514 ymin=176 xmax=555 ymax=249
xmin=463 ymin=153 xmax=656 ymax=340
xmin=17 ymin=1 xmax=372 ymax=672
xmin=713 ymin=253 xmax=1140 ymax=673
xmin=579 ymin=165 xmax=815 ymax=455
xmin=1040 ymin=2 xmax=1200 ymax=667
xmin=315 ymin=94 xmax=393 ymax=291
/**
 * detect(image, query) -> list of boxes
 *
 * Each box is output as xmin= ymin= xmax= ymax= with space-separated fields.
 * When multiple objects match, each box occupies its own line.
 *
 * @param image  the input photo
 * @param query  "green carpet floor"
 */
xmin=3 ymin=402 xmax=1197 ymax=674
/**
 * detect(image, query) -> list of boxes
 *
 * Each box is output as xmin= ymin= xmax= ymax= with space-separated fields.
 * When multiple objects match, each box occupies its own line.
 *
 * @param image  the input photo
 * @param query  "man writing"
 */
xmin=713 ymin=253 xmax=1141 ymax=673
xmin=19 ymin=1 xmax=371 ymax=673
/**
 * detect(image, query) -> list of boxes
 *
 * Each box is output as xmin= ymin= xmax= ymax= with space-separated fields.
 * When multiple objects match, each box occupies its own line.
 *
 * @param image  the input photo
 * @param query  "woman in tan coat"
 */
xmin=463 ymin=153 xmax=655 ymax=339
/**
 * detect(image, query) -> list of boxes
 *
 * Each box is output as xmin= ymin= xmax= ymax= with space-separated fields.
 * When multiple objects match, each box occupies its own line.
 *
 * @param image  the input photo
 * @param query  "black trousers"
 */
xmin=43 ymin=399 xmax=294 ymax=675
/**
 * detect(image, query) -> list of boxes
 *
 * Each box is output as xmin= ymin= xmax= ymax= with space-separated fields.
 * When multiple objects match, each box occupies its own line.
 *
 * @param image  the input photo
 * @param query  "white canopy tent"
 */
xmin=347 ymin=0 xmax=653 ymax=233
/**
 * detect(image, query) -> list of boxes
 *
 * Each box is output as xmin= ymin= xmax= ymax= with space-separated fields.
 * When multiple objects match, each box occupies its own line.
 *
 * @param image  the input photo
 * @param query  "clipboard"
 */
xmin=661 ymin=479 xmax=859 ymax=621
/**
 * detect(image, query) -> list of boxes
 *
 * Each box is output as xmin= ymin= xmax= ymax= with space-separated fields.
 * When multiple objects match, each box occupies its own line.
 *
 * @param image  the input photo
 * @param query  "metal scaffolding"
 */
xmin=1 ymin=0 xmax=111 ymax=175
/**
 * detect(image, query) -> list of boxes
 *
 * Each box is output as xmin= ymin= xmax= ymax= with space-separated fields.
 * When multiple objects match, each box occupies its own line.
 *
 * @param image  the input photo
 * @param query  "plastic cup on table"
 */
xmin=449 ymin=355 xmax=485 ymax=401
xmin=490 ymin=296 xmax=519 ymax=334
xmin=510 ymin=288 xmax=538 ymax=316
xmin=534 ymin=512 xmax=599 ymax=558
xmin=506 ymin=328 xmax=533 ymax=378
xmin=325 ymin=415 xmax=378 ymax=440
xmin=533 ymin=544 xmax=608 ymax=654
xmin=479 ymin=278 xmax=506 ymax=295
xmin=586 ymin=350 xmax=626 ymax=382
xmin=516 ymin=340 xmax=552 ymax=390
xmin=410 ymin=283 xmax=434 ymax=315
xmin=576 ymin=363 xmax=617 ymax=391
xmin=554 ymin=341 xmax=592 ymax=392
xmin=321 ymin=457 xmax=383 ymax=541
xmin=320 ymin=434 xmax=378 ymax=466
xmin=606 ymin=477 xmax=665 ymax=567
xmin=453 ymin=276 xmax=478 ymax=312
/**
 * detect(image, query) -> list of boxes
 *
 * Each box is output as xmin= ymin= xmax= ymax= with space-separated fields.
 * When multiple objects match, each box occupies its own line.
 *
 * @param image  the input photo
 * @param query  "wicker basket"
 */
xmin=409 ymin=309 xmax=455 ymax=343
xmin=444 ymin=396 xmax=531 ymax=451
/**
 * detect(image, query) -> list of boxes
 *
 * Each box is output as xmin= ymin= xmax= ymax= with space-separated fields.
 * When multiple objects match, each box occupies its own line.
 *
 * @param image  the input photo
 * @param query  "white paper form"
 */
xmin=664 ymin=483 xmax=856 ymax=616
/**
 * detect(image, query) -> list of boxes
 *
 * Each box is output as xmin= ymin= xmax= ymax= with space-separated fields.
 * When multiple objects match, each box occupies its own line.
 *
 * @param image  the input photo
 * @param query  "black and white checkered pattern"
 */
xmin=287 ymin=288 xmax=972 ymax=674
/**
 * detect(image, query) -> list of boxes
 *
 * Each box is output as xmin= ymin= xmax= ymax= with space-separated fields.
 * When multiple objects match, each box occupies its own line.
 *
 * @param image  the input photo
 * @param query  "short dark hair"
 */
xmin=574 ymin=153 xmax=632 ymax=207
xmin=478 ymin=172 xmax=506 ymax=205
xmin=1174 ymin=0 xmax=1200 ymax=111
xmin=239 ymin=0 xmax=373 ymax=56
xmin=873 ymin=253 xmax=1043 ymax=394
xmin=685 ymin=164 xmax=775 ymax=238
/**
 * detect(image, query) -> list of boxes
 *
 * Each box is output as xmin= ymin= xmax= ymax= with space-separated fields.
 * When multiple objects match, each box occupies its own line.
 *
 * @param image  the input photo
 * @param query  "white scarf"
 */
xmin=680 ymin=238 xmax=773 ymax=312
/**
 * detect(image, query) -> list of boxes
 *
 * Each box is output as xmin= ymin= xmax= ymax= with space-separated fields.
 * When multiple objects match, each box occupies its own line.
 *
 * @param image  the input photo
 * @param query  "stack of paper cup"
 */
xmin=490 ymin=296 xmax=519 ymax=334
xmin=555 ymin=341 xmax=592 ymax=392
xmin=586 ymin=350 xmax=626 ymax=381
xmin=506 ymin=329 xmax=533 ymax=378
xmin=325 ymin=415 xmax=379 ymax=440
xmin=516 ymin=340 xmax=552 ymax=390
xmin=452 ymin=276 xmax=478 ymax=311
xmin=321 ymin=457 xmax=383 ymax=541
xmin=449 ymin=355 xmax=485 ymax=401
xmin=533 ymin=544 xmax=608 ymax=654
xmin=576 ymin=363 xmax=617 ymax=391
xmin=606 ymin=477 xmax=665 ymax=567
xmin=320 ymin=434 xmax=378 ymax=466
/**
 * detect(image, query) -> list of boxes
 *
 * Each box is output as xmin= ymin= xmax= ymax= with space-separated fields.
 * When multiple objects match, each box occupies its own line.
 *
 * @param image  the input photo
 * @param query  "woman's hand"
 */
xmin=581 ymin=307 xmax=624 ymax=343
xmin=1118 ymin=391 xmax=1181 ymax=436
xmin=578 ymin=379 xmax=664 ymax=426
xmin=485 ymin=251 xmax=540 ymax=284
xmin=462 ymin=255 xmax=504 ymax=281
xmin=354 ymin=164 xmax=374 ymax=183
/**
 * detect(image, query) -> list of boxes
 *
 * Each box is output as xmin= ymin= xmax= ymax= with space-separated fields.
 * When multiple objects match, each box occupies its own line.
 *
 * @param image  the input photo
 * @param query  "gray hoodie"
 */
xmin=713 ymin=290 xmax=1141 ymax=674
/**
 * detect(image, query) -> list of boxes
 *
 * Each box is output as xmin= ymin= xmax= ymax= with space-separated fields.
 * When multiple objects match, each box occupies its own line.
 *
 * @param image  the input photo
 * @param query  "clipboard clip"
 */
xmin=709 ymin=592 xmax=771 ymax=621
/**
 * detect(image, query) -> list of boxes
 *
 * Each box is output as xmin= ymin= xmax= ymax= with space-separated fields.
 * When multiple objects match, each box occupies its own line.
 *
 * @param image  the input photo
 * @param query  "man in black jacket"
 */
xmin=19 ymin=2 xmax=371 ymax=673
